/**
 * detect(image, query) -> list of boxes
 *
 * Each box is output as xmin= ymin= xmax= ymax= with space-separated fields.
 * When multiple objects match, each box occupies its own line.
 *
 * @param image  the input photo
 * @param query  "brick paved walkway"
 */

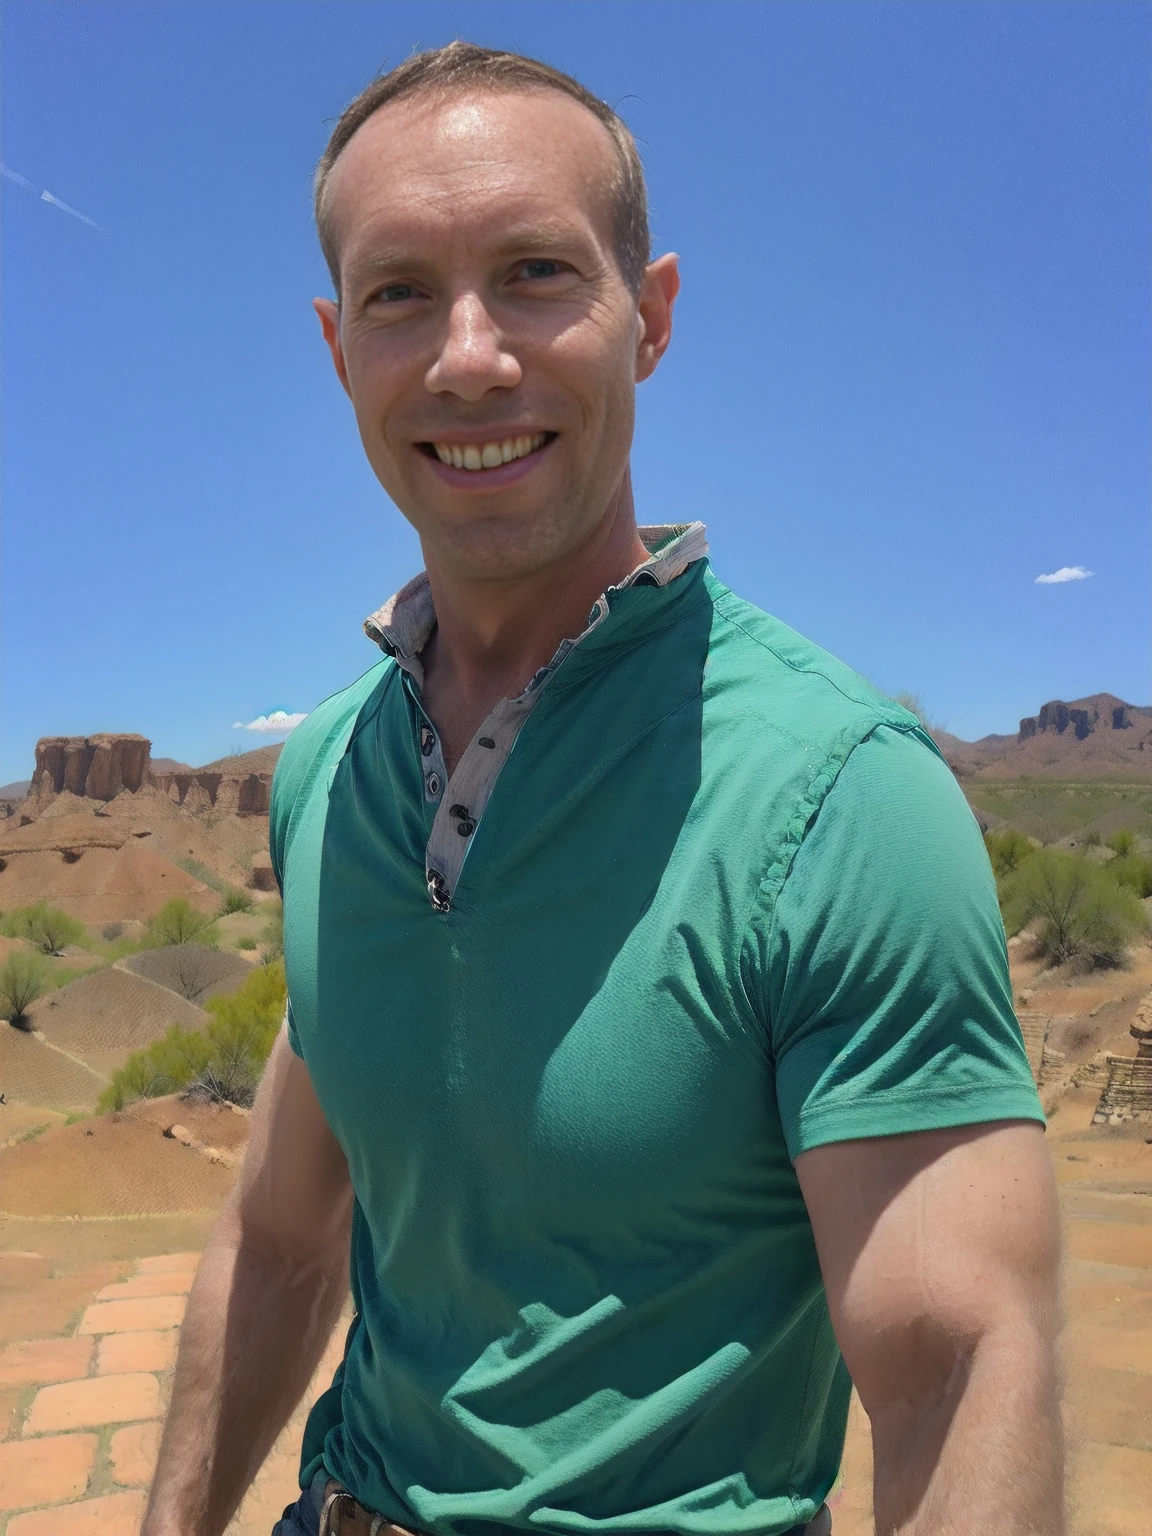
xmin=0 ymin=1252 xmax=345 ymax=1536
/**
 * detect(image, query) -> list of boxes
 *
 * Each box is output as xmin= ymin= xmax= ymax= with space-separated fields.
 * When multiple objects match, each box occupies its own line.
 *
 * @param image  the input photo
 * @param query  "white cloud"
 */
xmin=235 ymin=711 xmax=307 ymax=734
xmin=1035 ymin=566 xmax=1094 ymax=585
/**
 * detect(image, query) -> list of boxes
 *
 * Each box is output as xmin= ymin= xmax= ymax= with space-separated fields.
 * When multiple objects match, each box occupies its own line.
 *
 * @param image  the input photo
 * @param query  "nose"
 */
xmin=424 ymin=291 xmax=522 ymax=401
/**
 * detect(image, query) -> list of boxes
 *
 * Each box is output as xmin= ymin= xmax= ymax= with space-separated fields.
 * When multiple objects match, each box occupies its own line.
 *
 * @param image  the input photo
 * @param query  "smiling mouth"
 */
xmin=419 ymin=432 xmax=555 ymax=471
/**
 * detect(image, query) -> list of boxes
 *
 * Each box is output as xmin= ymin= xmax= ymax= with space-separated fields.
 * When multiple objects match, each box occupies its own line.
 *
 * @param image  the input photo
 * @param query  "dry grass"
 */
xmin=120 ymin=945 xmax=252 ymax=1006
xmin=28 ymin=968 xmax=207 ymax=1056
xmin=0 ymin=1026 xmax=109 ymax=1108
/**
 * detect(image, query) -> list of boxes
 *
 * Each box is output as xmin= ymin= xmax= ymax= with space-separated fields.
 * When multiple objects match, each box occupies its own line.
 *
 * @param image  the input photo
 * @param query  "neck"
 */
xmin=421 ymin=470 xmax=649 ymax=704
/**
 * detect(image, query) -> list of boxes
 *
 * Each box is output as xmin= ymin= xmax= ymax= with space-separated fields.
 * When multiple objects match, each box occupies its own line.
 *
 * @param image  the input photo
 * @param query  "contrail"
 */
xmin=40 ymin=189 xmax=105 ymax=229
xmin=1 ymin=163 xmax=107 ymax=230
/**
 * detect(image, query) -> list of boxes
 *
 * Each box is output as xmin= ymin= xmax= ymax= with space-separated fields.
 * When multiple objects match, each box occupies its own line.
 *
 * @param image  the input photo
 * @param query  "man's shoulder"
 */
xmin=269 ymin=658 xmax=394 ymax=873
xmin=702 ymin=569 xmax=925 ymax=749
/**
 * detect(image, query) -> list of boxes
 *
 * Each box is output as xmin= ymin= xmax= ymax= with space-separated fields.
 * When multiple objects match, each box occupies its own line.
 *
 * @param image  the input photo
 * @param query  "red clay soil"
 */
xmin=0 ymin=1103 xmax=238 ymax=1218
xmin=195 ymin=744 xmax=284 ymax=775
xmin=0 ymin=843 xmax=217 ymax=923
xmin=127 ymin=1093 xmax=250 ymax=1151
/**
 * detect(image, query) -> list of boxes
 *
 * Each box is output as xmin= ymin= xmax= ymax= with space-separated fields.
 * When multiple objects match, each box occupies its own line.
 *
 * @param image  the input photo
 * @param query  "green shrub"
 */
xmin=102 ymin=922 xmax=125 ymax=942
xmin=984 ymin=829 xmax=1036 ymax=880
xmin=1000 ymin=849 xmax=1147 ymax=967
xmin=1107 ymin=830 xmax=1136 ymax=857
xmin=144 ymin=898 xmax=218 ymax=949
xmin=236 ymin=935 xmax=258 ymax=951
xmin=1 ymin=902 xmax=85 ymax=955
xmin=260 ymin=908 xmax=283 ymax=963
xmin=97 ymin=960 xmax=286 ymax=1112
xmin=0 ymin=950 xmax=50 ymax=1026
xmin=1110 ymin=852 xmax=1152 ymax=900
xmin=218 ymin=887 xmax=254 ymax=916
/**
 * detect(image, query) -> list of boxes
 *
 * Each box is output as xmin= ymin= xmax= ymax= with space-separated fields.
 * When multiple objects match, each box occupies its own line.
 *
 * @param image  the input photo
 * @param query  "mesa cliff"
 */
xmin=0 ymin=735 xmax=278 ymax=920
xmin=24 ymin=734 xmax=272 ymax=816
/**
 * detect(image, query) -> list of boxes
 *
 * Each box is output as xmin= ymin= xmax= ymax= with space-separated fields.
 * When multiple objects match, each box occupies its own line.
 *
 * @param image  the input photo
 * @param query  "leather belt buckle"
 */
xmin=319 ymin=1481 xmax=403 ymax=1536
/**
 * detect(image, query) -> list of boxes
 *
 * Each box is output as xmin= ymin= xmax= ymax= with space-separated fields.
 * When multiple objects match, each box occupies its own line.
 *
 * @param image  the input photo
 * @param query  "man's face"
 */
xmin=315 ymin=89 xmax=676 ymax=582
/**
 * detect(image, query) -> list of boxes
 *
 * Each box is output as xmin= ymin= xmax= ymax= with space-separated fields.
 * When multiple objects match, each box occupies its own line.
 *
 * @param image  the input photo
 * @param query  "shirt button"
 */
xmin=478 ymin=737 xmax=496 ymax=749
xmin=420 ymin=725 xmax=436 ymax=757
xmin=426 ymin=772 xmax=441 ymax=797
xmin=457 ymin=818 xmax=476 ymax=836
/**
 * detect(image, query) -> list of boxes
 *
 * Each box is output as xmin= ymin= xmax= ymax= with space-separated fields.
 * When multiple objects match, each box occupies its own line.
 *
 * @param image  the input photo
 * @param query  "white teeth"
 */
xmin=431 ymin=434 xmax=550 ymax=470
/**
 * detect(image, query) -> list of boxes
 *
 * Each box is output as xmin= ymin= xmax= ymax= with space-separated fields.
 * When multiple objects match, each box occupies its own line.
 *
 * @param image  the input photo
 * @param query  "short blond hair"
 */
xmin=314 ymin=41 xmax=651 ymax=297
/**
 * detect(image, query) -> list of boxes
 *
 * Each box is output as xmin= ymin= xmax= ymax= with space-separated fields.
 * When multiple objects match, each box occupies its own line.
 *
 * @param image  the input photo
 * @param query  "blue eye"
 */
xmin=520 ymin=260 xmax=563 ymax=280
xmin=377 ymin=283 xmax=418 ymax=303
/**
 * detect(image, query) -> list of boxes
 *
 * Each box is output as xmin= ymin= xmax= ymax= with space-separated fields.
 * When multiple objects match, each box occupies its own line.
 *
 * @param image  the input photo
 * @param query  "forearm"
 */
xmin=869 ymin=1323 xmax=1063 ymax=1535
xmin=142 ymin=1200 xmax=349 ymax=1536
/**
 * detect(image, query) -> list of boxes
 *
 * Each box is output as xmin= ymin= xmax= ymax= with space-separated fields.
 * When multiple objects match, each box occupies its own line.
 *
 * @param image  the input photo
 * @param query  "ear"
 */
xmin=634 ymin=253 xmax=680 ymax=383
xmin=313 ymin=297 xmax=351 ymax=396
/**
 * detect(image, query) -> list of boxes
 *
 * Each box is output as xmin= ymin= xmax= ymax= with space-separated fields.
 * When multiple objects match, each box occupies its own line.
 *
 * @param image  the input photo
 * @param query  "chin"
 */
xmin=433 ymin=504 xmax=595 ymax=581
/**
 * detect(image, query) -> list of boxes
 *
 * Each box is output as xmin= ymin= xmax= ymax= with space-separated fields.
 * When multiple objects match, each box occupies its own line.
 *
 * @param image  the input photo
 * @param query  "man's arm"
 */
xmin=142 ymin=1029 xmax=355 ymax=1536
xmin=795 ymin=1119 xmax=1063 ymax=1536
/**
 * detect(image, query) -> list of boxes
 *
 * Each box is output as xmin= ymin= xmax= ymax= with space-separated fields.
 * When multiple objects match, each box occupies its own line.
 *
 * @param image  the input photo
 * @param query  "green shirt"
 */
xmin=271 ymin=528 xmax=1042 ymax=1536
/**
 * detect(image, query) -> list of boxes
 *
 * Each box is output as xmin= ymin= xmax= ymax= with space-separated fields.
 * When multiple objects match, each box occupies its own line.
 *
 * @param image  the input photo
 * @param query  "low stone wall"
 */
xmin=1093 ymin=1056 xmax=1152 ymax=1123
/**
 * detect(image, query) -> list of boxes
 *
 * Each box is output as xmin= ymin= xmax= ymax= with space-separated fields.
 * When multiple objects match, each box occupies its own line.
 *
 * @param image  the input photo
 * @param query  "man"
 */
xmin=143 ymin=43 xmax=1062 ymax=1536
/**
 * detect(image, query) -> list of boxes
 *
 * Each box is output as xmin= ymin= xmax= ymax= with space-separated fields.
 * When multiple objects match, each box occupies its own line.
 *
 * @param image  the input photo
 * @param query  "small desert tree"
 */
xmin=218 ymin=887 xmax=254 ymax=916
xmin=144 ymin=898 xmax=218 ymax=949
xmin=985 ymin=829 xmax=1036 ymax=881
xmin=0 ymin=950 xmax=50 ymax=1028
xmin=1109 ymin=851 xmax=1152 ymax=900
xmin=1106 ymin=830 xmax=1136 ymax=857
xmin=97 ymin=959 xmax=286 ymax=1112
xmin=152 ymin=944 xmax=220 ymax=1002
xmin=194 ymin=960 xmax=286 ymax=1104
xmin=1 ymin=902 xmax=84 ymax=955
xmin=97 ymin=1024 xmax=214 ymax=1112
xmin=1000 ymin=849 xmax=1147 ymax=968
xmin=259 ymin=907 xmax=283 ymax=963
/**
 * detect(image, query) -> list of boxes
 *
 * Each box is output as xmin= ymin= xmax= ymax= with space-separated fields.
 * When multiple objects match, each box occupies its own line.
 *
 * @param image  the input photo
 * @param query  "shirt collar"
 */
xmin=363 ymin=522 xmax=709 ymax=679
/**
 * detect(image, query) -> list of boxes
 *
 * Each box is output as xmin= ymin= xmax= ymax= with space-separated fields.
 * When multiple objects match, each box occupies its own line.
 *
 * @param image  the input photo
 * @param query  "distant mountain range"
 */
xmin=4 ymin=691 xmax=1149 ymax=805
xmin=933 ymin=694 xmax=1152 ymax=780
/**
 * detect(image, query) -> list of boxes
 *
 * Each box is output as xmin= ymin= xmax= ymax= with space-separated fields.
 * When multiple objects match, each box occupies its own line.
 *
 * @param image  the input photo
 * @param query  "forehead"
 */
xmin=324 ymin=88 xmax=619 ymax=266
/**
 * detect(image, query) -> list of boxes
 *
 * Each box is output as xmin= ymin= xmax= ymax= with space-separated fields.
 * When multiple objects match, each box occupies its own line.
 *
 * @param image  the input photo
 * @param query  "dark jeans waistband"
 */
xmin=270 ymin=1471 xmax=830 ymax=1536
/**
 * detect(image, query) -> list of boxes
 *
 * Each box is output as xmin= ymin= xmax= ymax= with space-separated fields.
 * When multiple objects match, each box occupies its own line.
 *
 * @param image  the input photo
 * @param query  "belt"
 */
xmin=318 ymin=1480 xmax=416 ymax=1536
xmin=318 ymin=1480 xmax=832 ymax=1536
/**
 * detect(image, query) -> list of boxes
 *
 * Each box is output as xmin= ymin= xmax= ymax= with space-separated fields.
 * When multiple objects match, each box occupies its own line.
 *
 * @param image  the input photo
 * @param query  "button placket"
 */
xmin=395 ymin=522 xmax=711 ymax=912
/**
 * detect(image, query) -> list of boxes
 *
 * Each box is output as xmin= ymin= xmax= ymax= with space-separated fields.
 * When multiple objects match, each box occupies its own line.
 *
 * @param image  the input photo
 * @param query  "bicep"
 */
xmin=794 ymin=1121 xmax=1060 ymax=1412
xmin=223 ymin=1026 xmax=354 ymax=1271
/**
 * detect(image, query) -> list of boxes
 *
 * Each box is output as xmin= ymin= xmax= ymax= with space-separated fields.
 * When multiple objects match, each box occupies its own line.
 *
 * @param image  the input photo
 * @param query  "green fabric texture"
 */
xmin=270 ymin=560 xmax=1042 ymax=1536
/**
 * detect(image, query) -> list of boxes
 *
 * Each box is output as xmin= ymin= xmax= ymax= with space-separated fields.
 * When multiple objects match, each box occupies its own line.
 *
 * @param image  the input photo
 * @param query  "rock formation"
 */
xmin=25 ymin=735 xmax=272 ymax=819
xmin=1017 ymin=698 xmax=1138 ymax=744
xmin=34 ymin=734 xmax=151 ymax=800
xmin=151 ymin=768 xmax=271 ymax=816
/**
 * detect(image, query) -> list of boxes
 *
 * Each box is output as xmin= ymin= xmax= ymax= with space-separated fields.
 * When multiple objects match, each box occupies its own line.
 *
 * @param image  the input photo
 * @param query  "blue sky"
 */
xmin=2 ymin=0 xmax=1148 ymax=781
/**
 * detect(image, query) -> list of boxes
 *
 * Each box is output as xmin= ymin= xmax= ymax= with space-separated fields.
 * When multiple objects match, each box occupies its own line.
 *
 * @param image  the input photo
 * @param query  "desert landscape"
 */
xmin=1 ymin=693 xmax=1150 ymax=1534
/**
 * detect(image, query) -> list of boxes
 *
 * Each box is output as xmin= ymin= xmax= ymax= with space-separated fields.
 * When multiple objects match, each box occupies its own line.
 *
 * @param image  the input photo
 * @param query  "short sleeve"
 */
xmin=760 ymin=725 xmax=1043 ymax=1161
